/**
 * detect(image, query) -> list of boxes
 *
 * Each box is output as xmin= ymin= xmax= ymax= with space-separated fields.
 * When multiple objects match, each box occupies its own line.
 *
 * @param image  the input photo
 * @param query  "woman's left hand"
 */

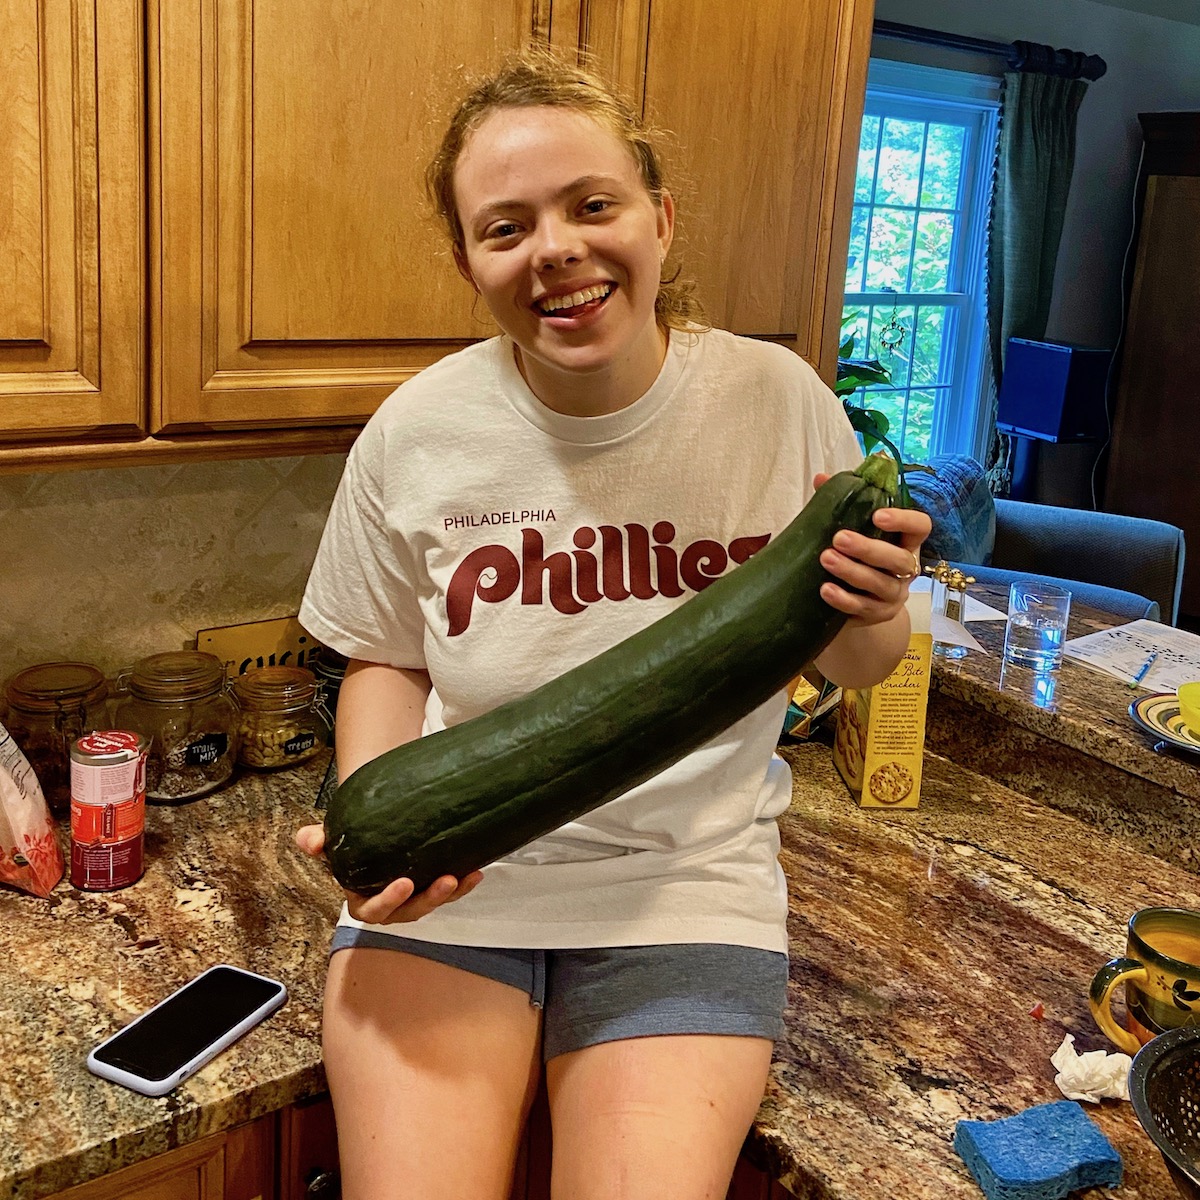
xmin=813 ymin=472 xmax=932 ymax=627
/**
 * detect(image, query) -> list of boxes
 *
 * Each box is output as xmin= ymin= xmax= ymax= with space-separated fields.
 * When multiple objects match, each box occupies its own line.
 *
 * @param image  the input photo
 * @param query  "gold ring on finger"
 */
xmin=892 ymin=550 xmax=921 ymax=581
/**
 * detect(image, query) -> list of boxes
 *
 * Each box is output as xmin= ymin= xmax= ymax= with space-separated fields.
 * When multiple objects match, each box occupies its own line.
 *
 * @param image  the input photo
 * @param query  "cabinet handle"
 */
xmin=306 ymin=1168 xmax=341 ymax=1198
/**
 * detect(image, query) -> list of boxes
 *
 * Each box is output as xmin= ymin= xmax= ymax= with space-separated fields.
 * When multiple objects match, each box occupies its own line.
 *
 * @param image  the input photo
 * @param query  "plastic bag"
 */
xmin=0 ymin=719 xmax=65 ymax=897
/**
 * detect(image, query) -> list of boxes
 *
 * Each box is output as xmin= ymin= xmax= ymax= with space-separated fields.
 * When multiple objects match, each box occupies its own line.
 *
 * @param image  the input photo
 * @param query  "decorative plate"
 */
xmin=1129 ymin=693 xmax=1200 ymax=756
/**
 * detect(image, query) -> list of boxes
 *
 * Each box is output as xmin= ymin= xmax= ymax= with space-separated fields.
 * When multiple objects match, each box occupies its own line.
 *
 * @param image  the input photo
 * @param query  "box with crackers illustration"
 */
xmin=832 ymin=590 xmax=932 ymax=809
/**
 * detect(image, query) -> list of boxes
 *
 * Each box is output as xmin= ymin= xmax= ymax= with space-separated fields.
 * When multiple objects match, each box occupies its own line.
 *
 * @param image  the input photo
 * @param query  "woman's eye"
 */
xmin=486 ymin=222 xmax=521 ymax=240
xmin=581 ymin=199 xmax=612 ymax=216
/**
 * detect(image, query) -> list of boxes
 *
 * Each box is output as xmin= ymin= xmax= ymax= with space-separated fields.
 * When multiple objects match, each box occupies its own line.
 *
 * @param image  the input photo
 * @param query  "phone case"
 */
xmin=86 ymin=964 xmax=287 ymax=1097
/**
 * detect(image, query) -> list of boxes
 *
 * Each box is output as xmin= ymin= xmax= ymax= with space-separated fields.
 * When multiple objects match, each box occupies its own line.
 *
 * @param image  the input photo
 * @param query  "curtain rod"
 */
xmin=873 ymin=19 xmax=1107 ymax=81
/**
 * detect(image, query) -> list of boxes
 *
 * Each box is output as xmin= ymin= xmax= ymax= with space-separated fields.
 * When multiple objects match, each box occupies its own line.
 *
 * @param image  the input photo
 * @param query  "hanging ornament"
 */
xmin=877 ymin=296 xmax=907 ymax=354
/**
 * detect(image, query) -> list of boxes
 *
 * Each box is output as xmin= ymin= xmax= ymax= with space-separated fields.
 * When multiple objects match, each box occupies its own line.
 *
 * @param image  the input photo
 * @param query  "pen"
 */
xmin=1128 ymin=650 xmax=1159 ymax=689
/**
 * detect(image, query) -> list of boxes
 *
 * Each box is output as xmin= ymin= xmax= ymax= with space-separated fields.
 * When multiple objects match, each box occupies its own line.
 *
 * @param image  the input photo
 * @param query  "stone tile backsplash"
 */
xmin=0 ymin=454 xmax=347 ymax=684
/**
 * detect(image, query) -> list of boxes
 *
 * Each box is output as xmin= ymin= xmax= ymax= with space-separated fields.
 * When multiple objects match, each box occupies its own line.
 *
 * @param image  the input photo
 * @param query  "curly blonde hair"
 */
xmin=426 ymin=48 xmax=707 ymax=333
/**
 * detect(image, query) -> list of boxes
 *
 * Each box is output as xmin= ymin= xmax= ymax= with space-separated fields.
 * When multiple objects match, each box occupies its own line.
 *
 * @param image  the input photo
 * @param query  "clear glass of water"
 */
xmin=1004 ymin=581 xmax=1072 ymax=671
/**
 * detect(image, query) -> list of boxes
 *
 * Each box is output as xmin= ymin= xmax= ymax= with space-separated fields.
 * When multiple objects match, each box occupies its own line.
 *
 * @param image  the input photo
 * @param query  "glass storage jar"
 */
xmin=232 ymin=666 xmax=331 ymax=771
xmin=310 ymin=647 xmax=348 ymax=724
xmin=113 ymin=651 xmax=238 ymax=802
xmin=3 ymin=662 xmax=110 ymax=816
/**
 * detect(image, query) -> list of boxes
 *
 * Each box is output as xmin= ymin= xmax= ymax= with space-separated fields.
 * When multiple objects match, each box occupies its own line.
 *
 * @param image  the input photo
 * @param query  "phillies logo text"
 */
xmin=446 ymin=522 xmax=770 ymax=636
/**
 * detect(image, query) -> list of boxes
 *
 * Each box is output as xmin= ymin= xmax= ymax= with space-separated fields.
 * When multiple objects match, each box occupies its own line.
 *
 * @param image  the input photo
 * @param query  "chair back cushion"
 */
xmin=992 ymin=500 xmax=1186 ymax=625
xmin=906 ymin=454 xmax=997 ymax=566
xmin=964 ymin=565 xmax=1159 ymax=623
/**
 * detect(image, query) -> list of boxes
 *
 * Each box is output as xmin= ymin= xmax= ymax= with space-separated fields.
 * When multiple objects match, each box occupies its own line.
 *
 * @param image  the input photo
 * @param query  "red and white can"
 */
xmin=69 ymin=730 xmax=148 ymax=891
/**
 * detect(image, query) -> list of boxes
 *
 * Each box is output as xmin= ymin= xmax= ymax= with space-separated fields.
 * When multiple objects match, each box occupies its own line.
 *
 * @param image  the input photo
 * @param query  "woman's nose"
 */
xmin=532 ymin=218 xmax=583 ymax=270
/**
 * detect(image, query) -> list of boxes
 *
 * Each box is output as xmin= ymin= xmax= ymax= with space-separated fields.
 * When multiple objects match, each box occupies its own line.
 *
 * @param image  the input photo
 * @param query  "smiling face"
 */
xmin=452 ymin=105 xmax=675 ymax=416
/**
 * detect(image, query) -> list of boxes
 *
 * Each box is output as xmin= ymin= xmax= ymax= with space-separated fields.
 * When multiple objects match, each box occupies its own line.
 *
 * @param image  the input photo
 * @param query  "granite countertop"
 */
xmin=0 ymin=756 xmax=339 ymax=1199
xmin=930 ymin=584 xmax=1200 ymax=806
xmin=925 ymin=586 xmax=1200 ymax=874
xmin=2 ymin=676 xmax=1197 ymax=1198
xmin=761 ymin=740 xmax=1195 ymax=1200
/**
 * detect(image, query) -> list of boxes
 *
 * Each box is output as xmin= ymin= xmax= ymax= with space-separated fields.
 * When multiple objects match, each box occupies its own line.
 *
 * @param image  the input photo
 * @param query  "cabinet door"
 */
xmin=43 ymin=1116 xmax=274 ymax=1200
xmin=279 ymin=1091 xmax=340 ymax=1200
xmin=151 ymin=0 xmax=557 ymax=435
xmin=558 ymin=0 xmax=873 ymax=384
xmin=43 ymin=1135 xmax=226 ymax=1200
xmin=0 ymin=0 xmax=144 ymax=444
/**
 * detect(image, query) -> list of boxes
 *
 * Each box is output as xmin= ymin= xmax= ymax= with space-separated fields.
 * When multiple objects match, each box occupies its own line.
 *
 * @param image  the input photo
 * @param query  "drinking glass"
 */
xmin=1003 ymin=581 xmax=1071 ymax=671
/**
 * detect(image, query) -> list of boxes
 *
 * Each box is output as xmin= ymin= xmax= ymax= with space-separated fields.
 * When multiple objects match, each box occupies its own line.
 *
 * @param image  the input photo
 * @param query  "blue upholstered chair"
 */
xmin=907 ymin=455 xmax=1187 ymax=625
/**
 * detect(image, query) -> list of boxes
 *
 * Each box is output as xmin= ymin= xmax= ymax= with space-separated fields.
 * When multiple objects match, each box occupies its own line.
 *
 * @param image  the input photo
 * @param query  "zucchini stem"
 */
xmin=854 ymin=452 xmax=899 ymax=498
xmin=862 ymin=434 xmax=930 ymax=509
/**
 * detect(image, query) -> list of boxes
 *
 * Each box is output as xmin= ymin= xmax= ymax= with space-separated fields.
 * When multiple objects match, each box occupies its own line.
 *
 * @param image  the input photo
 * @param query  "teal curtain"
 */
xmin=984 ymin=71 xmax=1089 ymax=493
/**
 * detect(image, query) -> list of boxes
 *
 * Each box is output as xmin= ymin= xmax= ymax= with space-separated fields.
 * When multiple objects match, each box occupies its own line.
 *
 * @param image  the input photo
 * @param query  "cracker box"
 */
xmin=832 ymin=590 xmax=932 ymax=808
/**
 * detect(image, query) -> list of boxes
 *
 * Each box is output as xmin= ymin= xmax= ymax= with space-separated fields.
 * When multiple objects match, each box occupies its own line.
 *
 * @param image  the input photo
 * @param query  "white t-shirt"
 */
xmin=300 ymin=328 xmax=861 ymax=953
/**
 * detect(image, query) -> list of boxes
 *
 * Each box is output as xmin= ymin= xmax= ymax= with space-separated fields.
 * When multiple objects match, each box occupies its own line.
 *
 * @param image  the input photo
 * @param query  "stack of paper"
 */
xmin=1063 ymin=619 xmax=1200 ymax=691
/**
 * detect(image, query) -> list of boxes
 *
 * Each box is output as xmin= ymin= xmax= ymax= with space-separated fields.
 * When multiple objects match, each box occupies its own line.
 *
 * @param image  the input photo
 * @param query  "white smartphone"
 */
xmin=86 ymin=964 xmax=288 ymax=1097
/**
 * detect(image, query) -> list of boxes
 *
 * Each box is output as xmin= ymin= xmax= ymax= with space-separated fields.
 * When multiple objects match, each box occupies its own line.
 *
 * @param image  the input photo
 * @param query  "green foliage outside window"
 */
xmin=843 ymin=108 xmax=976 ymax=463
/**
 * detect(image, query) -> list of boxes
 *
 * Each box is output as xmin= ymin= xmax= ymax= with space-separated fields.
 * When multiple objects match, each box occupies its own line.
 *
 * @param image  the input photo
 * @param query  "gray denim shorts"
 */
xmin=330 ymin=928 xmax=788 ymax=1061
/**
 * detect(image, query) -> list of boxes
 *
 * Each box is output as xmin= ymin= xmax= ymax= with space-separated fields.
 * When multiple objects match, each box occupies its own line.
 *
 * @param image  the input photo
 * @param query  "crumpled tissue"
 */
xmin=1050 ymin=1033 xmax=1131 ymax=1102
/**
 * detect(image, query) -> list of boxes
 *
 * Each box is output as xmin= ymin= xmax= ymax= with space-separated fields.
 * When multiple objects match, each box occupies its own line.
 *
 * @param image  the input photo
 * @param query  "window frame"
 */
xmin=843 ymin=59 xmax=1001 ymax=460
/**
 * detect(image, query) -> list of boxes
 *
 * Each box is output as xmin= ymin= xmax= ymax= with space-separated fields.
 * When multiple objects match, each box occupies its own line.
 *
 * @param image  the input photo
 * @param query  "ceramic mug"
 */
xmin=1089 ymin=907 xmax=1200 ymax=1054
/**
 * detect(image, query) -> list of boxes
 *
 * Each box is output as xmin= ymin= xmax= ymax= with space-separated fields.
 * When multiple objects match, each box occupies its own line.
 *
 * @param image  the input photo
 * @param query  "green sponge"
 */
xmin=953 ymin=1100 xmax=1123 ymax=1200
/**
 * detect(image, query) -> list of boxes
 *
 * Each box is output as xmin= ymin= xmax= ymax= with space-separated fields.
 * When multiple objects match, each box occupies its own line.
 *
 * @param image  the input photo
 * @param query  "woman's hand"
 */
xmin=813 ymin=472 xmax=932 ymax=627
xmin=295 ymin=823 xmax=484 ymax=925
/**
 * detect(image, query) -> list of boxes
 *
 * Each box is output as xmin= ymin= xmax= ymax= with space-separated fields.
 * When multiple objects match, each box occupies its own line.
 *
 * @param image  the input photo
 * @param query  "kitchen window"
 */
xmin=842 ymin=60 xmax=1000 ymax=462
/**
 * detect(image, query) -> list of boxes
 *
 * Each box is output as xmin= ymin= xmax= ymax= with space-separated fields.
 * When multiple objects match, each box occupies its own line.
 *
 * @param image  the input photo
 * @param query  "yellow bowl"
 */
xmin=1179 ymin=682 xmax=1200 ymax=736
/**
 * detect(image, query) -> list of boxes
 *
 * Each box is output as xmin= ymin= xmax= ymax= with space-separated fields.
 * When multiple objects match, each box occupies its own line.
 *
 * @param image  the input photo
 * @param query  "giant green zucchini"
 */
xmin=324 ymin=454 xmax=899 ymax=895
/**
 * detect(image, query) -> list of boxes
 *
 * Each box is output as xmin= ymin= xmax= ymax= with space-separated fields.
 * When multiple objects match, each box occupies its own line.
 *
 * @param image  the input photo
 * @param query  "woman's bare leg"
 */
xmin=324 ymin=947 xmax=543 ymax=1200
xmin=546 ymin=1034 xmax=773 ymax=1200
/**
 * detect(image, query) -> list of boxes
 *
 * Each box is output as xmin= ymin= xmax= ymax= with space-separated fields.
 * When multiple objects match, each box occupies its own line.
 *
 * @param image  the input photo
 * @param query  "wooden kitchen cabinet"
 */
xmin=149 ymin=0 xmax=542 ymax=437
xmin=156 ymin=0 xmax=872 ymax=433
xmin=43 ymin=1112 xmax=274 ymax=1200
xmin=557 ymin=0 xmax=874 ymax=376
xmin=0 ymin=0 xmax=145 ymax=449
xmin=1 ymin=0 xmax=872 ymax=470
xmin=278 ymin=1092 xmax=340 ymax=1200
xmin=41 ymin=1098 xmax=335 ymax=1200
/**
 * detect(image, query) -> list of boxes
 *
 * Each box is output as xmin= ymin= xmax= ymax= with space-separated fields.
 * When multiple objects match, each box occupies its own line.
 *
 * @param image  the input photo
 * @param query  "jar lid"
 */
xmin=5 ymin=662 xmax=108 ymax=712
xmin=232 ymin=666 xmax=317 ymax=711
xmin=311 ymin=647 xmax=348 ymax=681
xmin=129 ymin=651 xmax=226 ymax=701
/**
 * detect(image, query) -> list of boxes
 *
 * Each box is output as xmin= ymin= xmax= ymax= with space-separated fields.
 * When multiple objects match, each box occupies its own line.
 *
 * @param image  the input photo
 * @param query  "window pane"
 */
xmin=840 ymin=305 xmax=870 ymax=359
xmin=845 ymin=206 xmax=868 ymax=292
xmin=856 ymin=115 xmax=880 ymax=203
xmin=903 ymin=389 xmax=941 ymax=460
xmin=842 ymin=64 xmax=999 ymax=461
xmin=911 ymin=306 xmax=949 ymax=386
xmin=911 ymin=212 xmax=955 ymax=291
xmin=874 ymin=118 xmax=924 ymax=206
xmin=865 ymin=209 xmax=914 ymax=290
xmin=921 ymin=123 xmax=966 ymax=208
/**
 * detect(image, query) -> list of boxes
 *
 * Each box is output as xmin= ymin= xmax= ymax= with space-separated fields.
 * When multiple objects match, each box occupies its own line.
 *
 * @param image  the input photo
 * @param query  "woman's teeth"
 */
xmin=538 ymin=284 xmax=613 ymax=314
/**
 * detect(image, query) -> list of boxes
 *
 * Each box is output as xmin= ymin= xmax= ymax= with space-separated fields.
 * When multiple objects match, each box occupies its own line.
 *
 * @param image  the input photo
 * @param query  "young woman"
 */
xmin=296 ymin=51 xmax=930 ymax=1200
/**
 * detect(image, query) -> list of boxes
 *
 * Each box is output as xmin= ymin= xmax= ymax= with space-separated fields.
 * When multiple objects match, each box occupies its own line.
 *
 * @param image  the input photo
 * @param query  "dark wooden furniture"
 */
xmin=1104 ymin=111 xmax=1200 ymax=625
